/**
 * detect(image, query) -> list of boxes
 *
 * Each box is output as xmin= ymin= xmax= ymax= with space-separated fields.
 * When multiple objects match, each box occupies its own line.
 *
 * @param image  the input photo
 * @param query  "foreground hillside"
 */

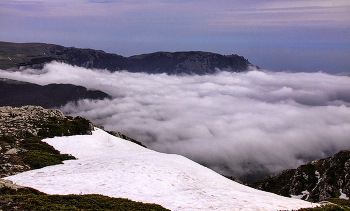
xmin=4 ymin=127 xmax=315 ymax=210
xmin=0 ymin=106 xmax=315 ymax=210
xmin=0 ymin=41 xmax=254 ymax=74
xmin=0 ymin=105 xmax=170 ymax=210
xmin=7 ymin=105 xmax=350 ymax=210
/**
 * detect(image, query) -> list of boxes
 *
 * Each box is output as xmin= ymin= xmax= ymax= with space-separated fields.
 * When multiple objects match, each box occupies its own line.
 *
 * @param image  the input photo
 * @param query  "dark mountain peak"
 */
xmin=0 ymin=41 xmax=256 ymax=75
xmin=126 ymin=50 xmax=254 ymax=74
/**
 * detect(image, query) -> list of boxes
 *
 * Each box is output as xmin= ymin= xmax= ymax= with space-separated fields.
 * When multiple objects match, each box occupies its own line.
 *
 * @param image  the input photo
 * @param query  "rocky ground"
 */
xmin=0 ymin=106 xmax=67 ymax=177
xmin=0 ymin=105 xmax=66 ymax=138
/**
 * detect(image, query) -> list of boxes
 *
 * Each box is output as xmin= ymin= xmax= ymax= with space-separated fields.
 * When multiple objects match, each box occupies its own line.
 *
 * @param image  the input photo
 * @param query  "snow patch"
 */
xmin=291 ymin=190 xmax=310 ymax=200
xmin=315 ymin=170 xmax=320 ymax=182
xmin=339 ymin=189 xmax=349 ymax=200
xmin=6 ymin=129 xmax=315 ymax=211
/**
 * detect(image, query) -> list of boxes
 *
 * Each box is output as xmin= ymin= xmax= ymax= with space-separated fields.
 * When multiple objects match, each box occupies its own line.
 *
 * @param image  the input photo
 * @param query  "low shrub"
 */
xmin=23 ymin=150 xmax=75 ymax=169
xmin=0 ymin=135 xmax=16 ymax=143
xmin=38 ymin=116 xmax=91 ymax=138
xmin=298 ymin=205 xmax=348 ymax=211
xmin=297 ymin=198 xmax=350 ymax=211
xmin=21 ymin=136 xmax=60 ymax=154
xmin=0 ymin=187 xmax=170 ymax=211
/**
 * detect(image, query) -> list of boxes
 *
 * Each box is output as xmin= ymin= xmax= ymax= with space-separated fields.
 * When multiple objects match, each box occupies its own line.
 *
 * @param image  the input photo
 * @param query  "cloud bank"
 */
xmin=1 ymin=62 xmax=350 ymax=182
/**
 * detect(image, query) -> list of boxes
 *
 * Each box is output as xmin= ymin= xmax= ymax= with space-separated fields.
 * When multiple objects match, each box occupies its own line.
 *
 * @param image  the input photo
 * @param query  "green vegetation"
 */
xmin=326 ymin=199 xmax=350 ymax=207
xmin=0 ymin=134 xmax=77 ymax=170
xmin=23 ymin=150 xmax=75 ymax=169
xmin=38 ymin=116 xmax=91 ymax=138
xmin=0 ymin=135 xmax=16 ymax=144
xmin=0 ymin=187 xmax=170 ymax=211
xmin=20 ymin=136 xmax=75 ymax=169
xmin=297 ymin=199 xmax=350 ymax=211
xmin=299 ymin=205 xmax=348 ymax=211
xmin=0 ymin=116 xmax=92 ymax=171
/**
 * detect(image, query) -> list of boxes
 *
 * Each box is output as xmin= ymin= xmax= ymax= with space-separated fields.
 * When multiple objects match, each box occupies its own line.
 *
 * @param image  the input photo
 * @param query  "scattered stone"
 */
xmin=0 ymin=178 xmax=23 ymax=190
xmin=0 ymin=105 xmax=65 ymax=138
xmin=4 ymin=148 xmax=20 ymax=155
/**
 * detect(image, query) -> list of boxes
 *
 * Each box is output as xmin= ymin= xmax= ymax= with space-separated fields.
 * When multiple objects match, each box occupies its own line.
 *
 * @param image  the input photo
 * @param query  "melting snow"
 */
xmin=6 ymin=128 xmax=316 ymax=210
xmin=339 ymin=189 xmax=349 ymax=200
xmin=315 ymin=171 xmax=320 ymax=182
xmin=291 ymin=190 xmax=310 ymax=200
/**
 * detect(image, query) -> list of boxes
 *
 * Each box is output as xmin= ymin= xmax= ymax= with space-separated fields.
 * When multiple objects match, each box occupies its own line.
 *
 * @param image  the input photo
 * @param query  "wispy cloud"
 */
xmin=2 ymin=0 xmax=348 ymax=26
xmin=87 ymin=0 xmax=117 ymax=3
xmin=0 ymin=0 xmax=47 ymax=12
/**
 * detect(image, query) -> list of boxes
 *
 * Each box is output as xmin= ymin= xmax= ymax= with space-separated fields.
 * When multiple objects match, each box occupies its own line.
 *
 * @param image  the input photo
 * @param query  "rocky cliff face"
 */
xmin=250 ymin=150 xmax=350 ymax=202
xmin=0 ymin=42 xmax=256 ymax=74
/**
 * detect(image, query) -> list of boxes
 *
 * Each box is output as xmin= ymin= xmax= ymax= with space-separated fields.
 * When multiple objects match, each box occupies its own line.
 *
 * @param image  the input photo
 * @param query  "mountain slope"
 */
xmin=5 ymin=128 xmax=315 ymax=210
xmin=0 ymin=41 xmax=255 ymax=74
xmin=0 ymin=78 xmax=110 ymax=108
xmin=250 ymin=150 xmax=350 ymax=202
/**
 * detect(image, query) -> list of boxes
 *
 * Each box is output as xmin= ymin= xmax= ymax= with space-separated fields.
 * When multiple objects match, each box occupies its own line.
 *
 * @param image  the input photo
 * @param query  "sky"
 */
xmin=1 ymin=63 xmax=350 ymax=182
xmin=1 ymin=0 xmax=349 ymax=73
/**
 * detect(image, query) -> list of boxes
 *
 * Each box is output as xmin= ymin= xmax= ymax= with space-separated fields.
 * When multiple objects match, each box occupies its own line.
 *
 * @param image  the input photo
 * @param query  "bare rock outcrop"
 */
xmin=250 ymin=150 xmax=350 ymax=202
xmin=0 ymin=178 xmax=23 ymax=190
xmin=0 ymin=105 xmax=65 ymax=138
xmin=0 ymin=106 xmax=93 ymax=177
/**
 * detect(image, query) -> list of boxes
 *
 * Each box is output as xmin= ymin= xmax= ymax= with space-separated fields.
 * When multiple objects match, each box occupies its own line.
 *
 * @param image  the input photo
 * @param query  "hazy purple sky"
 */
xmin=1 ymin=0 xmax=349 ymax=73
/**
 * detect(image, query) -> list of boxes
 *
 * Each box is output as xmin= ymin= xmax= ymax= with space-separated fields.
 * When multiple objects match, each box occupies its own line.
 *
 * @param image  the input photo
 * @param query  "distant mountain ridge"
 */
xmin=250 ymin=150 xmax=350 ymax=202
xmin=0 ymin=41 xmax=255 ymax=74
xmin=0 ymin=78 xmax=110 ymax=109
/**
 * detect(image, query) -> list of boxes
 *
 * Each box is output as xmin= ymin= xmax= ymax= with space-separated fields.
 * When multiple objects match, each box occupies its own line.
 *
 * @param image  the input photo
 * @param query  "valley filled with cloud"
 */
xmin=1 ymin=62 xmax=349 ymax=182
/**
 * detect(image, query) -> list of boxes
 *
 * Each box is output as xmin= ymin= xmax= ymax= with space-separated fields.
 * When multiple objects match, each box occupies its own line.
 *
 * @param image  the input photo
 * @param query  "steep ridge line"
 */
xmin=0 ymin=41 xmax=256 ymax=74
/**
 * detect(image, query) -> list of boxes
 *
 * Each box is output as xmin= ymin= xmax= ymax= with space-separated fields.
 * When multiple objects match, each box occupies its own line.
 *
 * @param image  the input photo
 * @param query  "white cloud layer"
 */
xmin=1 ymin=62 xmax=350 ymax=182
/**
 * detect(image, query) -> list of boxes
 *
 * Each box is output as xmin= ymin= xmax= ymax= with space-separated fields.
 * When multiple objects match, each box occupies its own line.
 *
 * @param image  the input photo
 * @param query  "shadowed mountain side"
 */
xmin=0 ymin=79 xmax=110 ymax=108
xmin=0 ymin=42 xmax=255 ymax=74
xmin=250 ymin=150 xmax=350 ymax=202
xmin=126 ymin=51 xmax=252 ymax=74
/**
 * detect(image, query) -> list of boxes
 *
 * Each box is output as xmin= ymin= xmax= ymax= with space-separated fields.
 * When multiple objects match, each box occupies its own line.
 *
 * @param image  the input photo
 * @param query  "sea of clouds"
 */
xmin=1 ymin=62 xmax=350 ymax=182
